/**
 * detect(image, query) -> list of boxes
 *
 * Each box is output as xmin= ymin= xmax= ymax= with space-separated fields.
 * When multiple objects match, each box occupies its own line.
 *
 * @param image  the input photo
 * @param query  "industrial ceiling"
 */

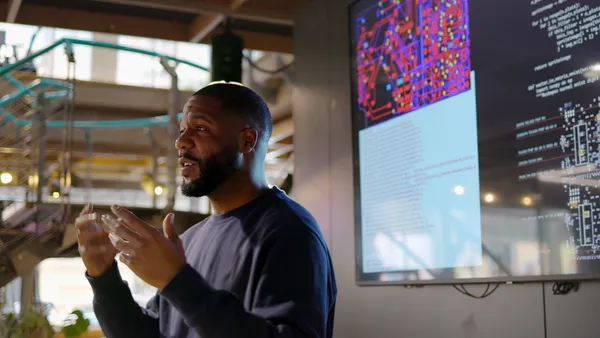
xmin=0 ymin=0 xmax=309 ymax=53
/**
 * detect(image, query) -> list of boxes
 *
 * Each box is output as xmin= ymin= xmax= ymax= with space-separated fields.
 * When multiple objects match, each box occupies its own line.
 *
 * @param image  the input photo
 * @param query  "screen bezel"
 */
xmin=346 ymin=0 xmax=600 ymax=286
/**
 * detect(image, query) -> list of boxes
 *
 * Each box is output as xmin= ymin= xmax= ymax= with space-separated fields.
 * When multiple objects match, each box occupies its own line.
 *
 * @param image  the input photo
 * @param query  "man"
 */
xmin=75 ymin=82 xmax=337 ymax=338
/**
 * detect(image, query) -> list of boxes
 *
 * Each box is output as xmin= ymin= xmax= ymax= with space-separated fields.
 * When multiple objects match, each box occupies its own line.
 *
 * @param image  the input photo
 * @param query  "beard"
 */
xmin=180 ymin=144 xmax=242 ymax=197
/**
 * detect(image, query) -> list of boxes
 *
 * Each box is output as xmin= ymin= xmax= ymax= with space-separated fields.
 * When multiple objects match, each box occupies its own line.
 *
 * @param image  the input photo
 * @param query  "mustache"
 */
xmin=179 ymin=153 xmax=201 ymax=163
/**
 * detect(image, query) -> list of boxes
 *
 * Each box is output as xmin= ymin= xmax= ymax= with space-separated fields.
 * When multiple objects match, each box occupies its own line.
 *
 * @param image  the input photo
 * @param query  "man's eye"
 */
xmin=196 ymin=126 xmax=206 ymax=132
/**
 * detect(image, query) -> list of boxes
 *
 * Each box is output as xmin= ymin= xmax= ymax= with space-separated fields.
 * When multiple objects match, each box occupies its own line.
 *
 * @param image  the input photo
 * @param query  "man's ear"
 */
xmin=239 ymin=128 xmax=259 ymax=153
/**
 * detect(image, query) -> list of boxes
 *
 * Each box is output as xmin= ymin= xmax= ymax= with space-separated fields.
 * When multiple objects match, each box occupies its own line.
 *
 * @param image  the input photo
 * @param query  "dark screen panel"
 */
xmin=349 ymin=0 xmax=600 ymax=284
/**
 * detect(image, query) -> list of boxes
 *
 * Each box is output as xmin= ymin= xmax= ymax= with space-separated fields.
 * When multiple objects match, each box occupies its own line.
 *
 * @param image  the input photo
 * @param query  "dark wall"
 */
xmin=292 ymin=1 xmax=600 ymax=337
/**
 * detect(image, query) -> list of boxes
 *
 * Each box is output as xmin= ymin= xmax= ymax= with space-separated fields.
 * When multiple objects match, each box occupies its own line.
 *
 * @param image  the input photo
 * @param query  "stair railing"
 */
xmin=0 ymin=36 xmax=210 ymax=253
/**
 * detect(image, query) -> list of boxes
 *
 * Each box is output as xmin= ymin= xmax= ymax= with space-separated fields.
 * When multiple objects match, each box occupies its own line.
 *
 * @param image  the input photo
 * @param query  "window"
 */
xmin=174 ymin=41 xmax=211 ymax=91
xmin=38 ymin=258 xmax=157 ymax=328
xmin=116 ymin=35 xmax=161 ymax=87
xmin=116 ymin=35 xmax=212 ymax=90
xmin=50 ymin=29 xmax=92 ymax=80
xmin=0 ymin=22 xmax=245 ymax=91
xmin=0 ymin=24 xmax=91 ymax=80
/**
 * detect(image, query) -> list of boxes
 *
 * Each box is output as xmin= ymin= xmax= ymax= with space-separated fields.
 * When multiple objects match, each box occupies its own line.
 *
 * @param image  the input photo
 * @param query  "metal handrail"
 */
xmin=0 ymin=77 xmax=182 ymax=127
xmin=0 ymin=37 xmax=209 ymax=77
xmin=0 ymin=40 xmax=196 ymax=129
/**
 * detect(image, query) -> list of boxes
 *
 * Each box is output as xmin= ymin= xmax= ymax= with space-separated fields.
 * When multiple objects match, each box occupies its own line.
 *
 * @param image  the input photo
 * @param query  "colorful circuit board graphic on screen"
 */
xmin=354 ymin=0 xmax=471 ymax=127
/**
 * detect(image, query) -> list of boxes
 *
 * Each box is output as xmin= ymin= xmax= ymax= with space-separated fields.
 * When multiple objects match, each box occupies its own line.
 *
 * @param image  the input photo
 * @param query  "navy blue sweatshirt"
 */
xmin=86 ymin=187 xmax=337 ymax=338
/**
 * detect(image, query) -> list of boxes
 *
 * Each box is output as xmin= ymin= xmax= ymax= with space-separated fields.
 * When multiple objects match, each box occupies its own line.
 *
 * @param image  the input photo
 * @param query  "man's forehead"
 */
xmin=182 ymin=96 xmax=218 ymax=121
xmin=184 ymin=95 xmax=222 ymax=111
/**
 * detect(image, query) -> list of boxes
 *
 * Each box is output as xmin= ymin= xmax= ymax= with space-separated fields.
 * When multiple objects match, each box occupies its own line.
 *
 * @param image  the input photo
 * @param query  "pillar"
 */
xmin=90 ymin=32 xmax=118 ymax=83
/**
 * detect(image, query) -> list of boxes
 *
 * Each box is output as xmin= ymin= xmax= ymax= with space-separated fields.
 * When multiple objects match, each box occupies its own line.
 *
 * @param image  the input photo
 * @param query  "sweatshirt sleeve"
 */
xmin=160 ymin=225 xmax=333 ymax=338
xmin=86 ymin=260 xmax=160 ymax=338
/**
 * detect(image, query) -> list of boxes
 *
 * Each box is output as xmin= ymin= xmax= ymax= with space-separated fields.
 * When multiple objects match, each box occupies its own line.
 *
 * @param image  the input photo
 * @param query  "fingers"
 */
xmin=109 ymin=220 xmax=143 ymax=258
xmin=76 ymin=213 xmax=103 ymax=242
xmin=109 ymin=233 xmax=136 ymax=256
xmin=79 ymin=203 xmax=93 ymax=217
xmin=77 ymin=227 xmax=107 ymax=246
xmin=78 ymin=231 xmax=112 ymax=256
xmin=75 ymin=213 xmax=100 ymax=232
xmin=111 ymin=205 xmax=154 ymax=239
xmin=76 ymin=210 xmax=111 ymax=256
xmin=113 ymin=222 xmax=143 ymax=248
xmin=162 ymin=213 xmax=179 ymax=242
xmin=119 ymin=252 xmax=133 ymax=266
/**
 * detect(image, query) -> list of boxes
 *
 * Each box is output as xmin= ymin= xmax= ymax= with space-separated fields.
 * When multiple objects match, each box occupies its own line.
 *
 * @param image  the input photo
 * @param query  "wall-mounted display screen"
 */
xmin=349 ymin=0 xmax=600 ymax=284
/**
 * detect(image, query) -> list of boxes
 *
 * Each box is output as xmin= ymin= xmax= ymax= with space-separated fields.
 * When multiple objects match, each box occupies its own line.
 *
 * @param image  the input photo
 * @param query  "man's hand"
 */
xmin=108 ymin=205 xmax=186 ymax=290
xmin=76 ymin=204 xmax=118 ymax=277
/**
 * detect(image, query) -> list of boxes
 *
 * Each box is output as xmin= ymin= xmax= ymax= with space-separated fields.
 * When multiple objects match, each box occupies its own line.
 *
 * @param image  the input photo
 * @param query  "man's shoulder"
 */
xmin=256 ymin=190 xmax=330 ymax=252
xmin=260 ymin=190 xmax=321 ymax=234
xmin=265 ymin=190 xmax=316 ymax=222
xmin=261 ymin=191 xmax=337 ymax=301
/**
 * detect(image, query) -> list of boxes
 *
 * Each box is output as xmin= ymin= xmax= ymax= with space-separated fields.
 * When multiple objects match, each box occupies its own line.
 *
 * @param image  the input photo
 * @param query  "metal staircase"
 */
xmin=0 ymin=38 xmax=210 ymax=289
xmin=0 ymin=204 xmax=64 ymax=287
xmin=0 ymin=63 xmax=75 ymax=288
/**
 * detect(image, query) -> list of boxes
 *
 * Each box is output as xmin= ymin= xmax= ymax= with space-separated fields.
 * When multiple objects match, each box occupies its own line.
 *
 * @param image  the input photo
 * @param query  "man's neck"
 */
xmin=208 ymin=172 xmax=270 ymax=214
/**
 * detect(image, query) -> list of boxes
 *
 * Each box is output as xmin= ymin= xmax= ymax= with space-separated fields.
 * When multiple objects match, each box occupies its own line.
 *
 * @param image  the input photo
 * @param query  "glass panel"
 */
xmin=38 ymin=258 xmax=156 ymax=329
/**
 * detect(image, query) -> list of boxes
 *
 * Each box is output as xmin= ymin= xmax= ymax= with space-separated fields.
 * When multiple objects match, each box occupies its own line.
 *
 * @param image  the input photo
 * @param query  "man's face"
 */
xmin=176 ymin=95 xmax=242 ymax=197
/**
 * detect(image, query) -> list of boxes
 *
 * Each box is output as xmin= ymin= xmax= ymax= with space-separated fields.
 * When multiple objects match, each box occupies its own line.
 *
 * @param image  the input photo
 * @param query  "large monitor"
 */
xmin=349 ymin=0 xmax=600 ymax=284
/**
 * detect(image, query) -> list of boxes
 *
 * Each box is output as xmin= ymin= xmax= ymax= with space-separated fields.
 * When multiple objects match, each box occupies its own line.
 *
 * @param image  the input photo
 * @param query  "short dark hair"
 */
xmin=193 ymin=82 xmax=273 ymax=144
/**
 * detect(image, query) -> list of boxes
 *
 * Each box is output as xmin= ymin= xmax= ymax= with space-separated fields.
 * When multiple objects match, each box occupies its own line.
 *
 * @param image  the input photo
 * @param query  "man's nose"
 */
xmin=175 ymin=131 xmax=193 ymax=150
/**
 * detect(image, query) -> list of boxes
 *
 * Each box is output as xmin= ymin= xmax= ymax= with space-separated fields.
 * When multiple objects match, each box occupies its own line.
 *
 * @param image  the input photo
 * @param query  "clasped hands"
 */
xmin=107 ymin=205 xmax=186 ymax=290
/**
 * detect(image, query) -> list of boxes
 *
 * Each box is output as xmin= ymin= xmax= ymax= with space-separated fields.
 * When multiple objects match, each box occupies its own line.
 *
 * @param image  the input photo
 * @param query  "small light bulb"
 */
xmin=0 ymin=172 xmax=12 ymax=184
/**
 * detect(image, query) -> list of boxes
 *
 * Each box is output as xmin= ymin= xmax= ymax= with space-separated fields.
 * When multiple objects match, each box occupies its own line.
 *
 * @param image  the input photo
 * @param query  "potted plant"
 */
xmin=0 ymin=287 xmax=90 ymax=338
xmin=60 ymin=310 xmax=90 ymax=338
xmin=0 ymin=302 xmax=54 ymax=338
